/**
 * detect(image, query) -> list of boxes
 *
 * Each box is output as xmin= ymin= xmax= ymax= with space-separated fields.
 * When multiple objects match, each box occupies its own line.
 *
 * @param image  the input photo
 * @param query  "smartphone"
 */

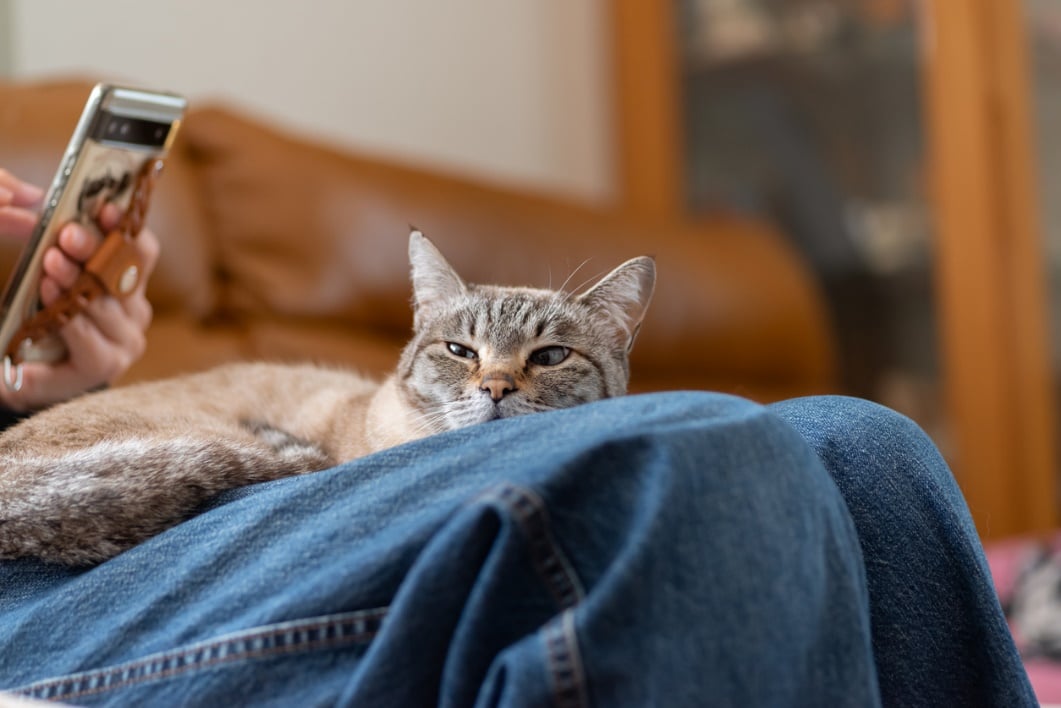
xmin=0 ymin=83 xmax=186 ymax=383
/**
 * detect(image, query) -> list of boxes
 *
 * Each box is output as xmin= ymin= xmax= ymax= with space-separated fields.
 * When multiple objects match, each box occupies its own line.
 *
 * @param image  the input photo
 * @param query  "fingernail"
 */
xmin=61 ymin=225 xmax=84 ymax=249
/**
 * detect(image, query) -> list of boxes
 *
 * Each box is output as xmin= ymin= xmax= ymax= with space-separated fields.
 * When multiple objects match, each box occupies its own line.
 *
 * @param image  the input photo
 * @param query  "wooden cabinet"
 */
xmin=610 ymin=0 xmax=1058 ymax=539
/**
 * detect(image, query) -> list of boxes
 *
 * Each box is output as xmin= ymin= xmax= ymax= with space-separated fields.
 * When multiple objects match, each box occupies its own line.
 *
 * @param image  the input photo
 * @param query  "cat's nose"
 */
xmin=480 ymin=373 xmax=517 ymax=402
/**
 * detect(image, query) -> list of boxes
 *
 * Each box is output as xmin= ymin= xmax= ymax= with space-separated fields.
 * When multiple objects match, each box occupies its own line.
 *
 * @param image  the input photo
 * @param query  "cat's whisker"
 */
xmin=410 ymin=400 xmax=465 ymax=435
xmin=558 ymin=257 xmax=594 ymax=296
xmin=566 ymin=267 xmax=612 ymax=298
xmin=516 ymin=401 xmax=553 ymax=416
xmin=410 ymin=410 xmax=448 ymax=435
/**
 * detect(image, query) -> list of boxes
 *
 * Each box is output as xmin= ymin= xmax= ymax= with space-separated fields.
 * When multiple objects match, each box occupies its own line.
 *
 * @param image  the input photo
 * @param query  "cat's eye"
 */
xmin=529 ymin=346 xmax=570 ymax=367
xmin=446 ymin=342 xmax=478 ymax=360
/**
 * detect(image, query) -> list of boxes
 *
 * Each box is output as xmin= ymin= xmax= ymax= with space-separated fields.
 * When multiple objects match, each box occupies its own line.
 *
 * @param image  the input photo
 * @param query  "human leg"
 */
xmin=1 ymin=392 xmax=878 ymax=706
xmin=771 ymin=396 xmax=1037 ymax=707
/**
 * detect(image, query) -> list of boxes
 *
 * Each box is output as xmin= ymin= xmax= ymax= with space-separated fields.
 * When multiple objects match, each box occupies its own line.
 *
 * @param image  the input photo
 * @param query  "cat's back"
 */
xmin=152 ymin=361 xmax=379 ymax=403
xmin=0 ymin=362 xmax=380 ymax=454
xmin=70 ymin=361 xmax=379 ymax=416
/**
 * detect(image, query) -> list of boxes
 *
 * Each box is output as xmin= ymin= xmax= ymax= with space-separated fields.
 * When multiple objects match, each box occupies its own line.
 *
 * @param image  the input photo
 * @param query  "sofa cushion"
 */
xmin=179 ymin=106 xmax=836 ymax=395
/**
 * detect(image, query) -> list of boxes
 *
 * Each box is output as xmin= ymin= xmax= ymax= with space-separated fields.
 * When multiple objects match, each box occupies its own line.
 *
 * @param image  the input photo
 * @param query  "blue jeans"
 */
xmin=0 ymin=393 xmax=1035 ymax=706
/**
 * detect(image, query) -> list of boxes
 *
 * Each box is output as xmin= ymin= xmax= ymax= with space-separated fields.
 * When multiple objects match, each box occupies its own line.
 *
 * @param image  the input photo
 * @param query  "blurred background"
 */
xmin=1 ymin=0 xmax=1060 ymax=539
xmin=0 ymin=1 xmax=615 ymax=201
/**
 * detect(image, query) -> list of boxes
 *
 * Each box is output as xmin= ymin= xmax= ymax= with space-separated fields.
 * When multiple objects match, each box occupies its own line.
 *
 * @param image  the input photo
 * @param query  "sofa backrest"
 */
xmin=0 ymin=78 xmax=837 ymax=399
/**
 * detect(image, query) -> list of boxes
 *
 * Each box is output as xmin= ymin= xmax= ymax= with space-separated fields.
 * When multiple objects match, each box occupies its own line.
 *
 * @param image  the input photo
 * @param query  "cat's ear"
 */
xmin=577 ymin=256 xmax=656 ymax=352
xmin=408 ymin=229 xmax=467 ymax=327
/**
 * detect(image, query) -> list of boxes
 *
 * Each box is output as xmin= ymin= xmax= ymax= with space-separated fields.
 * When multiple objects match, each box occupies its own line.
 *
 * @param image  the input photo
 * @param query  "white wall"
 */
xmin=0 ymin=2 xmax=11 ymax=77
xmin=6 ymin=0 xmax=614 ymax=201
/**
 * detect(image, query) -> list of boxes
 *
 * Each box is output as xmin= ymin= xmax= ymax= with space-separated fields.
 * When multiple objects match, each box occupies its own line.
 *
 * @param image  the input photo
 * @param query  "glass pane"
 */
xmin=677 ymin=0 xmax=944 ymax=441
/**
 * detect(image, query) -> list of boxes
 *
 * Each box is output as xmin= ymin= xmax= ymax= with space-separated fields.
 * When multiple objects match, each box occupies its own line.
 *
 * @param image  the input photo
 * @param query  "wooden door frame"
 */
xmin=610 ymin=0 xmax=1059 ymax=539
xmin=611 ymin=0 xmax=682 ymax=217
xmin=921 ymin=0 xmax=1058 ymax=538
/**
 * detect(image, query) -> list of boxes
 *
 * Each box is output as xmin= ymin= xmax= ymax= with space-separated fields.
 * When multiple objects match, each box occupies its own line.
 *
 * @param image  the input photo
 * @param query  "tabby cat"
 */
xmin=0 ymin=231 xmax=655 ymax=565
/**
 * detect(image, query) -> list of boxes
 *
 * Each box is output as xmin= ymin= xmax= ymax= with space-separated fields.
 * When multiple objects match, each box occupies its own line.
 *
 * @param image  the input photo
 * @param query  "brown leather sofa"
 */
xmin=0 ymin=78 xmax=837 ymax=402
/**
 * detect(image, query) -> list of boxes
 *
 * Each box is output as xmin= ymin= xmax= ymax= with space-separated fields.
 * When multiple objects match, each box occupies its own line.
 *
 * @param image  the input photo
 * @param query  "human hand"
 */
xmin=0 ymin=168 xmax=44 ymax=239
xmin=0 ymin=171 xmax=159 ymax=411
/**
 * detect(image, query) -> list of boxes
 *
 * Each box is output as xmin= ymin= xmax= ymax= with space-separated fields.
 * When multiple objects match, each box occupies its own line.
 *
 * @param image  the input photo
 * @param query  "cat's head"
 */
xmin=397 ymin=230 xmax=655 ymax=434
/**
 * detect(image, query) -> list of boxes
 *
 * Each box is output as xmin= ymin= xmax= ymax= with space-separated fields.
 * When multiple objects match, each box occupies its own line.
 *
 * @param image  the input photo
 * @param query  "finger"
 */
xmin=42 ymin=244 xmax=83 ymax=291
xmin=57 ymin=222 xmax=102 ymax=263
xmin=39 ymin=275 xmax=63 ymax=307
xmin=121 ymin=291 xmax=154 ymax=332
xmin=97 ymin=202 xmax=122 ymax=232
xmin=0 ymin=359 xmax=80 ymax=411
xmin=0 ymin=169 xmax=44 ymax=207
xmin=0 ymin=330 xmax=114 ymax=411
xmin=0 ymin=206 xmax=38 ymax=241
xmin=0 ymin=297 xmax=148 ymax=410
xmin=0 ymin=362 xmax=49 ymax=412
xmin=135 ymin=227 xmax=161 ymax=279
xmin=79 ymin=296 xmax=147 ymax=360
xmin=58 ymin=310 xmax=131 ymax=384
xmin=6 ymin=347 xmax=113 ymax=411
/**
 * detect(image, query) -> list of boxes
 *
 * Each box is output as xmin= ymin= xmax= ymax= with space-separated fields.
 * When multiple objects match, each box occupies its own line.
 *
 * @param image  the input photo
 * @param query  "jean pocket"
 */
xmin=11 ymin=607 xmax=387 ymax=704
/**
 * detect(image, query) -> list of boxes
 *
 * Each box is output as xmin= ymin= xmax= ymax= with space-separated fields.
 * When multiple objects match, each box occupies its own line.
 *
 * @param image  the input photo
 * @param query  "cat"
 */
xmin=0 ymin=231 xmax=655 ymax=566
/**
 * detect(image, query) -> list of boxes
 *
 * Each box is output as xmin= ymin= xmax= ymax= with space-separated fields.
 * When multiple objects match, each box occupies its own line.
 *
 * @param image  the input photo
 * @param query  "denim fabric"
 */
xmin=771 ymin=396 xmax=1038 ymax=707
xmin=0 ymin=392 xmax=1034 ymax=706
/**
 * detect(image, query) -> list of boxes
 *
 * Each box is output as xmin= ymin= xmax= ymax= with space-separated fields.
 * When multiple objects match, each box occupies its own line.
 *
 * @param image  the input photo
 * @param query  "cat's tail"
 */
xmin=0 ymin=431 xmax=333 ymax=566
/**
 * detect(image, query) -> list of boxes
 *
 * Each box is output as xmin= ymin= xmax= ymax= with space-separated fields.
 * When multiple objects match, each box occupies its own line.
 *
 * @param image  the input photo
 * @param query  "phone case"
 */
xmin=0 ymin=84 xmax=186 ymax=386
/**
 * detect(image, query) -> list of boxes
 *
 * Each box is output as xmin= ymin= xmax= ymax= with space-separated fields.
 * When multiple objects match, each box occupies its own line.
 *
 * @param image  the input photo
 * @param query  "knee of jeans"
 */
xmin=575 ymin=392 xmax=831 ymax=496
xmin=529 ymin=390 xmax=762 ymax=446
xmin=769 ymin=395 xmax=953 ymax=501
xmin=771 ymin=394 xmax=933 ymax=452
xmin=533 ymin=392 xmax=851 ymax=549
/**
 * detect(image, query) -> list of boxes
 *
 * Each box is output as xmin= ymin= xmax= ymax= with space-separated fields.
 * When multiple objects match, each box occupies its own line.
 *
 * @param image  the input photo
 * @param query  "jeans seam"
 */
xmin=478 ymin=483 xmax=590 ymax=708
xmin=478 ymin=483 xmax=586 ymax=610
xmin=12 ymin=607 xmax=387 ymax=702
xmin=544 ymin=609 xmax=590 ymax=708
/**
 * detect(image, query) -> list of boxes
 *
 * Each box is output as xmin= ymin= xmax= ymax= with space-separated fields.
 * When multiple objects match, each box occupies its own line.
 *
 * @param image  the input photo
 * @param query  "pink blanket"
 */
xmin=987 ymin=535 xmax=1061 ymax=703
